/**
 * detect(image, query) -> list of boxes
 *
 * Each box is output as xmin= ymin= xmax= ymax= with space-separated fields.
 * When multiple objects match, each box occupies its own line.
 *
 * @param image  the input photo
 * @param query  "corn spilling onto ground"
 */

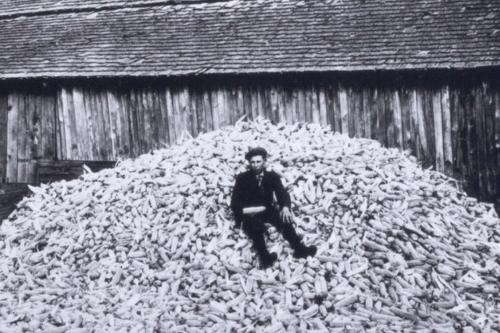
xmin=1 ymin=118 xmax=500 ymax=333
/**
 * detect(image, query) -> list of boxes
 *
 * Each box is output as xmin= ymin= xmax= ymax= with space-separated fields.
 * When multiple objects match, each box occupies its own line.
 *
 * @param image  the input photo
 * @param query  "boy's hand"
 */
xmin=280 ymin=207 xmax=293 ymax=223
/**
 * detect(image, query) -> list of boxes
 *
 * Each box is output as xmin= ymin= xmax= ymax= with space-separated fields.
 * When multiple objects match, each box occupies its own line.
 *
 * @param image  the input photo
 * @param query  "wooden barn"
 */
xmin=1 ymin=0 xmax=500 ymax=219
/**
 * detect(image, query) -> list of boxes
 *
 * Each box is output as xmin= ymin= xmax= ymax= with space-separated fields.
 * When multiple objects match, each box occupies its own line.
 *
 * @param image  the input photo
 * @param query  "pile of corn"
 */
xmin=1 ymin=118 xmax=499 ymax=333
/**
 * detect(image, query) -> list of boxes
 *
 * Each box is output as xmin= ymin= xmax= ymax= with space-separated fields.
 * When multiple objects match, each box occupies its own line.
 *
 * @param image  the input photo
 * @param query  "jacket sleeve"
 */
xmin=273 ymin=173 xmax=291 ymax=210
xmin=230 ymin=174 xmax=245 ymax=224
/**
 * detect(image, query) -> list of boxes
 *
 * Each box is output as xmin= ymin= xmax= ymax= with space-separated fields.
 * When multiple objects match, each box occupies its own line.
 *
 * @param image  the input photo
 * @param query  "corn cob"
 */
xmin=0 ymin=118 xmax=499 ymax=332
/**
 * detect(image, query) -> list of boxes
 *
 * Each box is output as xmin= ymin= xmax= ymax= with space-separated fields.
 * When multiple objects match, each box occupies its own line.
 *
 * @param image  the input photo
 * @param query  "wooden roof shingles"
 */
xmin=0 ymin=0 xmax=499 ymax=78
xmin=0 ymin=0 xmax=213 ymax=18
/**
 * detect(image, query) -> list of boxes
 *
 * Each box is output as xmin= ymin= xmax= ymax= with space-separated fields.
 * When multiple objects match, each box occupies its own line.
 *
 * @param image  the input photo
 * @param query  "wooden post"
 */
xmin=377 ymin=88 xmax=387 ymax=146
xmin=302 ymin=87 xmax=313 ymax=123
xmin=194 ymin=90 xmax=204 ymax=135
xmin=433 ymin=90 xmax=445 ymax=173
xmin=474 ymin=85 xmax=487 ymax=199
xmin=158 ymin=87 xmax=170 ymax=147
xmin=347 ymin=87 xmax=356 ymax=137
xmin=190 ymin=88 xmax=200 ymax=137
xmin=107 ymin=91 xmax=120 ymax=159
xmin=311 ymin=87 xmax=320 ymax=125
xmin=441 ymin=86 xmax=453 ymax=177
xmin=226 ymin=87 xmax=234 ymax=127
xmin=115 ymin=93 xmax=129 ymax=157
xmin=495 ymin=91 xmax=500 ymax=197
xmin=369 ymin=88 xmax=379 ymax=141
xmin=59 ymin=88 xmax=74 ymax=160
xmin=210 ymin=88 xmax=220 ymax=131
xmin=127 ymin=89 xmax=140 ymax=157
xmin=97 ymin=90 xmax=109 ymax=158
xmin=6 ymin=93 xmax=19 ymax=182
xmin=270 ymin=85 xmax=279 ymax=124
xmin=21 ymin=94 xmax=37 ymax=183
xmin=55 ymin=88 xmax=64 ymax=161
xmin=236 ymin=86 xmax=245 ymax=124
xmin=256 ymin=85 xmax=265 ymax=120
xmin=283 ymin=88 xmax=294 ymax=125
xmin=137 ymin=89 xmax=148 ymax=154
xmin=449 ymin=87 xmax=462 ymax=184
xmin=339 ymin=84 xmax=349 ymax=135
xmin=165 ymin=88 xmax=176 ymax=145
xmin=0 ymin=93 xmax=8 ymax=181
xmin=83 ymin=90 xmax=95 ymax=158
xmin=29 ymin=95 xmax=41 ymax=161
xmin=353 ymin=87 xmax=363 ymax=138
xmin=400 ymin=87 xmax=412 ymax=152
xmin=71 ymin=88 xmax=88 ymax=159
xmin=172 ymin=88 xmax=183 ymax=144
xmin=319 ymin=87 xmax=328 ymax=126
xmin=393 ymin=90 xmax=403 ymax=149
xmin=154 ymin=88 xmax=163 ymax=149
xmin=135 ymin=90 xmax=147 ymax=153
xmin=412 ymin=89 xmax=427 ymax=161
xmin=459 ymin=86 xmax=469 ymax=193
xmin=99 ymin=90 xmax=114 ymax=161
xmin=277 ymin=86 xmax=285 ymax=124
xmin=384 ymin=88 xmax=397 ymax=148
xmin=362 ymin=87 xmax=371 ymax=140
xmin=424 ymin=90 xmax=436 ymax=169
xmin=483 ymin=82 xmax=497 ymax=198
xmin=291 ymin=89 xmax=299 ymax=125
xmin=180 ymin=86 xmax=191 ymax=139
xmin=249 ymin=85 xmax=258 ymax=122
xmin=66 ymin=90 xmax=79 ymax=159
xmin=16 ymin=94 xmax=29 ymax=182
xmin=465 ymin=86 xmax=479 ymax=198
xmin=217 ymin=88 xmax=226 ymax=129
xmin=42 ymin=93 xmax=57 ymax=162
xmin=150 ymin=89 xmax=161 ymax=149
xmin=202 ymin=90 xmax=213 ymax=133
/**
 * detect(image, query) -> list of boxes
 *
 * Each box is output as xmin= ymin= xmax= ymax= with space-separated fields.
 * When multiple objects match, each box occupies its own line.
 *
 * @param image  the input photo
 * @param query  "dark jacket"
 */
xmin=231 ymin=170 xmax=291 ymax=224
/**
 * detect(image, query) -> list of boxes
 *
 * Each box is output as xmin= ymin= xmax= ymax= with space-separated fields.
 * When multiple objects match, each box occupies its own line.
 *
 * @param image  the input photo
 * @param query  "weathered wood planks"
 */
xmin=433 ymin=89 xmax=445 ymax=173
xmin=0 ymin=94 xmax=7 ymax=182
xmin=441 ymin=86 xmax=453 ymax=177
xmin=6 ymin=93 xmax=19 ymax=182
xmin=338 ymin=84 xmax=349 ymax=135
xmin=1 ymin=74 xmax=500 ymax=205
xmin=483 ymin=83 xmax=497 ymax=198
xmin=495 ymin=91 xmax=500 ymax=201
xmin=40 ymin=92 xmax=57 ymax=162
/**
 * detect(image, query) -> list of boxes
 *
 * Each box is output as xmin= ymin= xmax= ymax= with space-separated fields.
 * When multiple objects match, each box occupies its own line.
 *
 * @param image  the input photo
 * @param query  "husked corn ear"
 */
xmin=299 ymin=304 xmax=319 ymax=318
xmin=334 ymin=294 xmax=358 ymax=309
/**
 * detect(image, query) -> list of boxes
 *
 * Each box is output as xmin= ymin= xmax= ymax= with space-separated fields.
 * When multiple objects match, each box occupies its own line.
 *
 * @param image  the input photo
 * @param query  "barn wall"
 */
xmin=0 ymin=70 xmax=499 ymax=203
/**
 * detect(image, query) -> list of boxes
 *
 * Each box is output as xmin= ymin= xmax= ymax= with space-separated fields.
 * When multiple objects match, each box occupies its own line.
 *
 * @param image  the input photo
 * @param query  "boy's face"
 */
xmin=249 ymin=155 xmax=265 ymax=174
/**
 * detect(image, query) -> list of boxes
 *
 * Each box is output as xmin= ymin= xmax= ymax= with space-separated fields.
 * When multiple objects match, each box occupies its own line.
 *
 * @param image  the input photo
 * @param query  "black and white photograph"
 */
xmin=0 ymin=0 xmax=500 ymax=332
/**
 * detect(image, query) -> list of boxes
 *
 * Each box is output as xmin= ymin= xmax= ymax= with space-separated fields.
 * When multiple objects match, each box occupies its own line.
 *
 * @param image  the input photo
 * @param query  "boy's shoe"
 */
xmin=261 ymin=252 xmax=278 ymax=269
xmin=293 ymin=244 xmax=317 ymax=259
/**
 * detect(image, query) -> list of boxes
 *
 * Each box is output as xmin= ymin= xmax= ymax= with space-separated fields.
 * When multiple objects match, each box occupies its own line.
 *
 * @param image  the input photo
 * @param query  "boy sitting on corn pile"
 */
xmin=231 ymin=147 xmax=317 ymax=268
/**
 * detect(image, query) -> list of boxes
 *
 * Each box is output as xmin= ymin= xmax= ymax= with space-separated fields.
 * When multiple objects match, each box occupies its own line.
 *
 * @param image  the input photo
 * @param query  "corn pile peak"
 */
xmin=1 ymin=117 xmax=499 ymax=333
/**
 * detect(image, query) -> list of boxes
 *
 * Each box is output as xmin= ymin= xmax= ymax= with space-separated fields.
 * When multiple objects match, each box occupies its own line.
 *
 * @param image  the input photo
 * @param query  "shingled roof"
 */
xmin=0 ymin=0 xmax=208 ymax=18
xmin=0 ymin=0 xmax=499 ymax=78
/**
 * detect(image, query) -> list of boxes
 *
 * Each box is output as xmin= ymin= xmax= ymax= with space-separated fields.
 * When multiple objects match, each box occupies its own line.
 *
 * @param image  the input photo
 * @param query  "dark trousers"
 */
xmin=241 ymin=207 xmax=302 ymax=257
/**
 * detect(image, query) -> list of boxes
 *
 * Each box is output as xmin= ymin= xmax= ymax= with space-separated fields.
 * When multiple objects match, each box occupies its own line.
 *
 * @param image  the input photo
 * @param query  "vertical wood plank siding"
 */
xmin=0 ymin=73 xmax=499 ymax=205
xmin=0 ymin=94 xmax=8 ymax=182
xmin=3 ymin=90 xmax=56 ymax=183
